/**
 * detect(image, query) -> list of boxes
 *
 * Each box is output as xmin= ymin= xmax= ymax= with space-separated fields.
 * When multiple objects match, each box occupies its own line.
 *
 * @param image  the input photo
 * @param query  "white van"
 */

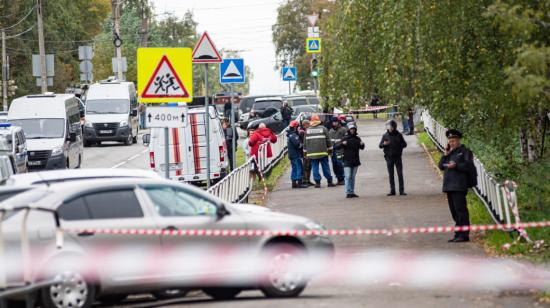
xmin=143 ymin=106 xmax=229 ymax=184
xmin=83 ymin=80 xmax=139 ymax=146
xmin=8 ymin=94 xmax=83 ymax=170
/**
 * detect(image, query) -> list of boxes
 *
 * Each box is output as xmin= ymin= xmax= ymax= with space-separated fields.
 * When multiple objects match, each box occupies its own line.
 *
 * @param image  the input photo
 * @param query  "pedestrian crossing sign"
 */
xmin=220 ymin=58 xmax=245 ymax=84
xmin=306 ymin=38 xmax=321 ymax=53
xmin=282 ymin=67 xmax=297 ymax=81
xmin=138 ymin=48 xmax=193 ymax=103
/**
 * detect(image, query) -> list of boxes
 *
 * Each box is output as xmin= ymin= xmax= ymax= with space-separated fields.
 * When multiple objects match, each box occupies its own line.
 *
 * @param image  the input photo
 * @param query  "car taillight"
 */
xmin=219 ymin=145 xmax=225 ymax=162
xmin=149 ymin=152 xmax=155 ymax=168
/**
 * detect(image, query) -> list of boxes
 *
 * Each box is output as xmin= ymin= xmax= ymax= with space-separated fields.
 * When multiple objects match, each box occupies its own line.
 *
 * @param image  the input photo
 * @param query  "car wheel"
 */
xmin=260 ymin=243 xmax=307 ymax=298
xmin=153 ymin=288 xmax=189 ymax=300
xmin=41 ymin=270 xmax=95 ymax=308
xmin=83 ymin=140 xmax=90 ymax=147
xmin=203 ymin=288 xmax=241 ymax=300
xmin=124 ymin=133 xmax=132 ymax=146
xmin=96 ymin=141 xmax=102 ymax=146
xmin=98 ymin=294 xmax=127 ymax=305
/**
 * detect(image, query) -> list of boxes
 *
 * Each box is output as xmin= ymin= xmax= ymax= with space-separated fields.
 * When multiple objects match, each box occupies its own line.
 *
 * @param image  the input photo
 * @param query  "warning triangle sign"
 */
xmin=309 ymin=40 xmax=319 ymax=50
xmin=223 ymin=61 xmax=242 ymax=78
xmin=284 ymin=68 xmax=295 ymax=79
xmin=141 ymin=55 xmax=189 ymax=98
xmin=192 ymin=32 xmax=222 ymax=63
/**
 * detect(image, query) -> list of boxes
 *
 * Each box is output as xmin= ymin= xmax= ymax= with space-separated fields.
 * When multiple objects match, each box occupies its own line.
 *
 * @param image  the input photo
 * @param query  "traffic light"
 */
xmin=310 ymin=58 xmax=319 ymax=78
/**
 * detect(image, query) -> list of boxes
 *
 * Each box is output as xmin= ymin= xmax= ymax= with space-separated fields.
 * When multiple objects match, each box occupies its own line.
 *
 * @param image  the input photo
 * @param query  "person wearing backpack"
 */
xmin=438 ymin=129 xmax=477 ymax=243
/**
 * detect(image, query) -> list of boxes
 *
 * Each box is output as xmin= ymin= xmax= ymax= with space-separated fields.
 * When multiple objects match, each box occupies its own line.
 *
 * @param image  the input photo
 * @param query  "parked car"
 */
xmin=0 ymin=154 xmax=15 ymax=183
xmin=238 ymin=95 xmax=280 ymax=124
xmin=284 ymin=95 xmax=320 ymax=107
xmin=249 ymin=97 xmax=283 ymax=119
xmin=0 ymin=177 xmax=333 ymax=307
xmin=83 ymin=80 xmax=139 ymax=146
xmin=291 ymin=105 xmax=322 ymax=121
xmin=247 ymin=111 xmax=286 ymax=134
xmin=0 ymin=123 xmax=27 ymax=173
xmin=143 ymin=106 xmax=229 ymax=184
xmin=8 ymin=93 xmax=84 ymax=170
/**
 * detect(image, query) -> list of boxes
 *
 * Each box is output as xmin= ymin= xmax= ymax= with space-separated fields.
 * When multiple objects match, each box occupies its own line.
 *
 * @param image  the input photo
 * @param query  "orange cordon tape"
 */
xmin=66 ymin=221 xmax=550 ymax=237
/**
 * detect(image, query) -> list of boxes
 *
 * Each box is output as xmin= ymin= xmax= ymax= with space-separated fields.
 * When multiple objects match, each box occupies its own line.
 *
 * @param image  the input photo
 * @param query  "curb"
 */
xmin=420 ymin=142 xmax=443 ymax=179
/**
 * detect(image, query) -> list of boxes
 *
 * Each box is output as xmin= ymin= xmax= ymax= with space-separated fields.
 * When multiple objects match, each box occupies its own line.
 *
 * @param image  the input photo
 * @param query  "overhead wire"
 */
xmin=5 ymin=23 xmax=36 ymax=39
xmin=0 ymin=4 xmax=36 ymax=31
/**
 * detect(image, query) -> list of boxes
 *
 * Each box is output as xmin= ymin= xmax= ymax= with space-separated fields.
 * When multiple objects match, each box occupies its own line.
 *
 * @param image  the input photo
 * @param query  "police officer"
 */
xmin=438 ymin=129 xmax=475 ymax=243
xmin=329 ymin=116 xmax=347 ymax=185
xmin=379 ymin=120 xmax=407 ymax=195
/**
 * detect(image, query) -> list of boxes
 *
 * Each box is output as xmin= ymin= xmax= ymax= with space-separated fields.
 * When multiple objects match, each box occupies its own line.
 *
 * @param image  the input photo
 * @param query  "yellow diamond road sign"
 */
xmin=138 ymin=48 xmax=193 ymax=103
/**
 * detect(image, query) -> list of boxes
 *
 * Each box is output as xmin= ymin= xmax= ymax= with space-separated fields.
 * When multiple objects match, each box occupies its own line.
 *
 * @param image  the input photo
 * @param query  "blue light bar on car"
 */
xmin=0 ymin=123 xmax=11 ymax=128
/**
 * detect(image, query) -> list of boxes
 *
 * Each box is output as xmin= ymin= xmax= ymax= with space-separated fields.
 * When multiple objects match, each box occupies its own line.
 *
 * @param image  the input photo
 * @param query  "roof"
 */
xmin=6 ymin=168 xmax=161 ymax=186
xmin=86 ymin=82 xmax=133 ymax=100
xmin=8 ymin=94 xmax=75 ymax=119
xmin=255 ymin=97 xmax=284 ymax=102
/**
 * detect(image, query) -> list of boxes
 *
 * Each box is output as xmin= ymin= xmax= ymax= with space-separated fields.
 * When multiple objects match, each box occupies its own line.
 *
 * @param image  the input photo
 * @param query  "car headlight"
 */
xmin=120 ymin=120 xmax=128 ymax=127
xmin=51 ymin=146 xmax=64 ymax=156
xmin=84 ymin=121 xmax=93 ymax=128
xmin=305 ymin=221 xmax=326 ymax=231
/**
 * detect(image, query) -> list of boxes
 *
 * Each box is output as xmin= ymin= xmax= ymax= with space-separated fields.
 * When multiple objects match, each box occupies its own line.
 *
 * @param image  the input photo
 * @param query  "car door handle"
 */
xmin=77 ymin=231 xmax=95 ymax=237
xmin=164 ymin=225 xmax=178 ymax=231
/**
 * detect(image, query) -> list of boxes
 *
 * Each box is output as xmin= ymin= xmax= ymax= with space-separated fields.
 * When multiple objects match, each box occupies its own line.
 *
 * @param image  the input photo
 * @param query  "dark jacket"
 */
xmin=223 ymin=126 xmax=238 ymax=148
xmin=280 ymin=105 xmax=293 ymax=121
xmin=329 ymin=126 xmax=348 ymax=157
xmin=336 ymin=132 xmax=365 ymax=167
xmin=379 ymin=130 xmax=407 ymax=161
xmin=287 ymin=128 xmax=303 ymax=160
xmin=438 ymin=144 xmax=474 ymax=192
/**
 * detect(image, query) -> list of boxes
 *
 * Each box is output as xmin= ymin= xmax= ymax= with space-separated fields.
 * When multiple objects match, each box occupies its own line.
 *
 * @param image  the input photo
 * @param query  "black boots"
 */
xmin=327 ymin=180 xmax=336 ymax=187
xmin=315 ymin=181 xmax=321 ymax=188
xmin=292 ymin=180 xmax=308 ymax=189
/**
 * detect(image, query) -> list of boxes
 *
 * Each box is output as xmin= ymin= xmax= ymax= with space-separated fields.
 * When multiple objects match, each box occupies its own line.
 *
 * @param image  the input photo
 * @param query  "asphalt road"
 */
xmin=81 ymin=121 xmax=539 ymax=308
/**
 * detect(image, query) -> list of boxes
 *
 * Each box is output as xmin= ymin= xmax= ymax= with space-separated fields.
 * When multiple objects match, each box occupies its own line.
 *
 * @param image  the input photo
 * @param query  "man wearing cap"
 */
xmin=438 ymin=129 xmax=475 ymax=243
xmin=287 ymin=120 xmax=308 ymax=188
xmin=335 ymin=122 xmax=365 ymax=198
xmin=304 ymin=114 xmax=335 ymax=188
xmin=379 ymin=119 xmax=408 ymax=195
xmin=329 ymin=116 xmax=347 ymax=185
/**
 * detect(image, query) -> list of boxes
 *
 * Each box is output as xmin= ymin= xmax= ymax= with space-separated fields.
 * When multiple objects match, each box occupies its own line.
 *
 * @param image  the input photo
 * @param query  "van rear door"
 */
xmin=184 ymin=111 xmax=207 ymax=180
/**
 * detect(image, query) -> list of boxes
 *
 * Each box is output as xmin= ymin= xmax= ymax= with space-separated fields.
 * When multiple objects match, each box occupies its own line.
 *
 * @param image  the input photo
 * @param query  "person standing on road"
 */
xmin=280 ymin=101 xmax=294 ymax=128
xmin=304 ymin=114 xmax=335 ymax=188
xmin=438 ymin=129 xmax=475 ymax=243
xmin=222 ymin=118 xmax=238 ymax=171
xmin=335 ymin=122 xmax=365 ymax=198
xmin=287 ymin=120 xmax=308 ymax=189
xmin=138 ymin=103 xmax=146 ymax=129
xmin=329 ymin=116 xmax=347 ymax=185
xmin=407 ymin=108 xmax=415 ymax=135
xmin=300 ymin=119 xmax=314 ymax=186
xmin=379 ymin=120 xmax=407 ymax=196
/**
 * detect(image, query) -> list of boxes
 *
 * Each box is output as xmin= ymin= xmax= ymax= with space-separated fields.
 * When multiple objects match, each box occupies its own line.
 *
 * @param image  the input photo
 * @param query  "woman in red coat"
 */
xmin=248 ymin=123 xmax=278 ymax=159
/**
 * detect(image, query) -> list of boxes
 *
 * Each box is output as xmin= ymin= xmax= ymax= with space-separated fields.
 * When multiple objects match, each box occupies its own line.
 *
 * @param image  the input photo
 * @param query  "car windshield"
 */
xmin=309 ymin=97 xmax=320 ymax=105
xmin=9 ymin=118 xmax=64 ymax=139
xmin=294 ymin=106 xmax=317 ymax=114
xmin=290 ymin=99 xmax=307 ymax=106
xmin=240 ymin=98 xmax=255 ymax=112
xmin=254 ymin=100 xmax=282 ymax=110
xmin=86 ymin=99 xmax=129 ymax=114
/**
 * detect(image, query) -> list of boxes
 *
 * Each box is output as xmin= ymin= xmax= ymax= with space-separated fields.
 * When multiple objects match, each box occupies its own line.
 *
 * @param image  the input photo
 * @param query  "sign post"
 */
xmin=282 ymin=67 xmax=297 ymax=95
xmin=137 ymin=48 xmax=193 ymax=180
xmin=192 ymin=32 xmax=222 ymax=188
xmin=220 ymin=58 xmax=245 ymax=171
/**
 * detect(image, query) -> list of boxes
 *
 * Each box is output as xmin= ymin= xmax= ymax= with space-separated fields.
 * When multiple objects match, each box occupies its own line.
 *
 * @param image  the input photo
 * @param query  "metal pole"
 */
xmin=114 ymin=1 xmax=123 ymax=81
xmin=230 ymin=84 xmax=236 ymax=170
xmin=164 ymin=127 xmax=169 ymax=179
xmin=37 ymin=0 xmax=47 ymax=93
xmin=288 ymin=80 xmax=291 ymax=95
xmin=1 ymin=31 xmax=7 ymax=111
xmin=205 ymin=63 xmax=211 ymax=188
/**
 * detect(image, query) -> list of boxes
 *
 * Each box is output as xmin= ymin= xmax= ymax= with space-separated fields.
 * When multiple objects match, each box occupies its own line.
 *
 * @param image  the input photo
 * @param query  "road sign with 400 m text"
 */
xmin=146 ymin=106 xmax=188 ymax=128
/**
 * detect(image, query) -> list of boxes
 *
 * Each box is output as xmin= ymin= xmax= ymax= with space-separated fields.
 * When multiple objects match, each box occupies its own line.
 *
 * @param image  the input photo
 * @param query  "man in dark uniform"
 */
xmin=379 ymin=120 xmax=407 ymax=195
xmin=438 ymin=129 xmax=475 ymax=243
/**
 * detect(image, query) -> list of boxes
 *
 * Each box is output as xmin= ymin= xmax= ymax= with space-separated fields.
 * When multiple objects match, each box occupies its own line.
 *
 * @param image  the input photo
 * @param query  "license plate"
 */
xmin=28 ymin=160 xmax=43 ymax=166
xmin=99 ymin=130 xmax=113 ymax=134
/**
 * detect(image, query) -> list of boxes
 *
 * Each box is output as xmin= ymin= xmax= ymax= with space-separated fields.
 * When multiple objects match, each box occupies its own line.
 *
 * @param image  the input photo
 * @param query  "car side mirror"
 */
xmin=68 ymin=132 xmax=77 ymax=142
xmin=216 ymin=204 xmax=230 ymax=219
xmin=142 ymin=133 xmax=150 ymax=146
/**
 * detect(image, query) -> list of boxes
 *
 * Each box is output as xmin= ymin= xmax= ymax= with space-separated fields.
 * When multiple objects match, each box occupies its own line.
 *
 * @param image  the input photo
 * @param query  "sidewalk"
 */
xmin=266 ymin=119 xmax=486 ymax=254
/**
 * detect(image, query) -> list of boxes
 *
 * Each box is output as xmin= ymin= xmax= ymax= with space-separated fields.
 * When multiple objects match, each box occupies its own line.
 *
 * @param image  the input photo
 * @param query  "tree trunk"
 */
xmin=520 ymin=127 xmax=529 ymax=161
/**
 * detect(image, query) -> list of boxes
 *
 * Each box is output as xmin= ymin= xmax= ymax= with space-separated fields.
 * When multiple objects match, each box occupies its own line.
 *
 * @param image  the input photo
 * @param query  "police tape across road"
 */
xmin=65 ymin=221 xmax=550 ymax=237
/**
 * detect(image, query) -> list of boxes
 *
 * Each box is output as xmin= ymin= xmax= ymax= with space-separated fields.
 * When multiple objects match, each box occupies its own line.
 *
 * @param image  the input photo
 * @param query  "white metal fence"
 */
xmin=421 ymin=111 xmax=513 ymax=226
xmin=207 ymin=130 xmax=288 ymax=204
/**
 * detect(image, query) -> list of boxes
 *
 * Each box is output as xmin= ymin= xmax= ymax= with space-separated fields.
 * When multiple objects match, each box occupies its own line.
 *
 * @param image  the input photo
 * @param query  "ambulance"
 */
xmin=143 ymin=106 xmax=229 ymax=184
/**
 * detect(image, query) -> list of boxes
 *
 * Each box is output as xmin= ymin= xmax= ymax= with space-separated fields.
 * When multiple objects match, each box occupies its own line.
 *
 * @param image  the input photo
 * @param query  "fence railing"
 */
xmin=207 ymin=129 xmax=288 ymax=204
xmin=420 ymin=111 xmax=513 ymax=226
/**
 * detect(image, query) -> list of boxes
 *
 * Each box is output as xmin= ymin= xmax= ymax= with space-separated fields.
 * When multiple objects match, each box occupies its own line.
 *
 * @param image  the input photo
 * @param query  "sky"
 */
xmin=151 ymin=0 xmax=289 ymax=95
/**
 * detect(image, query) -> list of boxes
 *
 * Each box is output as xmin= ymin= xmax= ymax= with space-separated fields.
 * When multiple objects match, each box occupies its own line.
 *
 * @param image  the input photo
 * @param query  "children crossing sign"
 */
xmin=282 ymin=67 xmax=297 ymax=81
xmin=220 ymin=58 xmax=245 ymax=84
xmin=306 ymin=38 xmax=321 ymax=53
xmin=138 ymin=48 xmax=193 ymax=103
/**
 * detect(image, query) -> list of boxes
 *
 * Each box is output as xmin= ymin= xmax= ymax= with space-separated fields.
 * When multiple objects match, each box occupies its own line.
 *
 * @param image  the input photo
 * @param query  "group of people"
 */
xmin=287 ymin=115 xmax=366 ymax=198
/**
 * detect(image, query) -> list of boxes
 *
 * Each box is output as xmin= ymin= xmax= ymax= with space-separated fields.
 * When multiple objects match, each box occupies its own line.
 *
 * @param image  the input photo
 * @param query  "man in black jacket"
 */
xmin=438 ymin=129 xmax=474 ymax=243
xmin=280 ymin=101 xmax=293 ymax=128
xmin=379 ymin=120 xmax=407 ymax=196
xmin=336 ymin=122 xmax=365 ymax=198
